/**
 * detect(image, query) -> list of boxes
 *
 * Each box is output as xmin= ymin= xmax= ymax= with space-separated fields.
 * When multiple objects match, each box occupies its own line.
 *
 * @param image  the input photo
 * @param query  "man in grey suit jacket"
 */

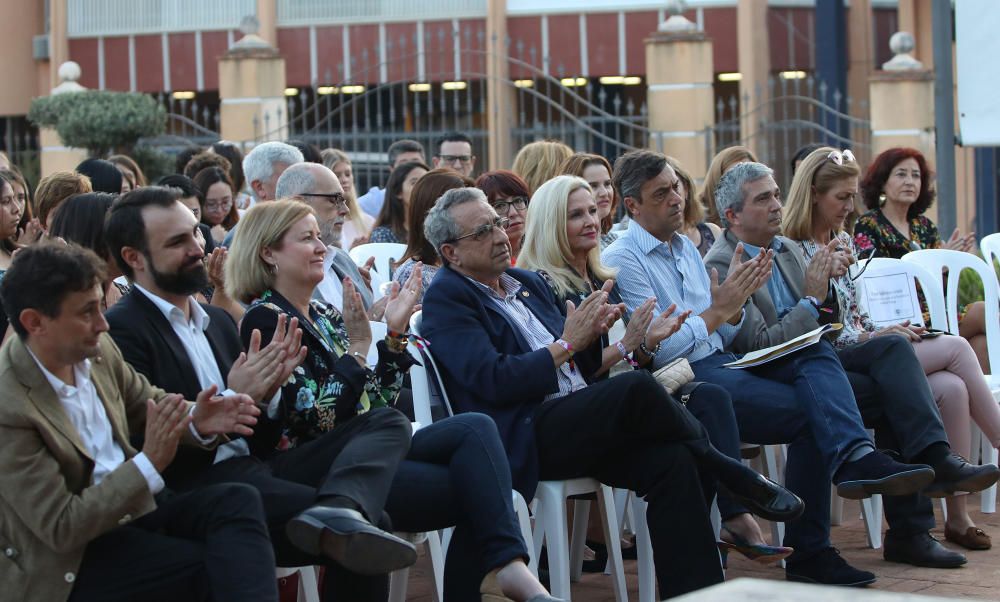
xmin=704 ymin=160 xmax=999 ymax=571
xmin=275 ymin=162 xmax=376 ymax=312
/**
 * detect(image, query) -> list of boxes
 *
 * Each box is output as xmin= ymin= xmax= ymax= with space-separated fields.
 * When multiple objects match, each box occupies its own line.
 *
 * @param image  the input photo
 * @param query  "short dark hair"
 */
xmin=790 ymin=143 xmax=826 ymax=176
xmin=285 ymin=139 xmax=323 ymax=164
xmin=156 ymin=174 xmax=201 ymax=201
xmin=175 ymin=145 xmax=203 ymax=174
xmin=387 ymin=139 xmax=425 ymax=166
xmin=435 ymin=131 xmax=473 ymax=156
xmin=1 ymin=242 xmax=106 ymax=339
xmin=48 ymin=192 xmax=116 ymax=261
xmin=105 ymin=186 xmax=182 ymax=279
xmin=75 ymin=158 xmax=123 ymax=194
xmin=612 ymin=150 xmax=667 ymax=216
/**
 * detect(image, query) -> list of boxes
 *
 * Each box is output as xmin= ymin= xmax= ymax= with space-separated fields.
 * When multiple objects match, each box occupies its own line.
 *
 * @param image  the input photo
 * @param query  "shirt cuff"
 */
xmin=685 ymin=315 xmax=710 ymax=341
xmin=797 ymin=298 xmax=820 ymax=319
xmin=716 ymin=308 xmax=745 ymax=339
xmin=132 ymin=452 xmax=165 ymax=495
xmin=266 ymin=389 xmax=282 ymax=420
xmin=187 ymin=404 xmax=217 ymax=445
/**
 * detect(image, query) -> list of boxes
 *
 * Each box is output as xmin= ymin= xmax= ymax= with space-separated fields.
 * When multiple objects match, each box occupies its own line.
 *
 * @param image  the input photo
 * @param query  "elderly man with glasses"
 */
xmin=419 ymin=186 xmax=806 ymax=600
xmin=703 ymin=160 xmax=1000 ymax=573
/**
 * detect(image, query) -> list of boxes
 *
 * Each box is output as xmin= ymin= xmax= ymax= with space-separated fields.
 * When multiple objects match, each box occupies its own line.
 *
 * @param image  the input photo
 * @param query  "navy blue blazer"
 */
xmin=421 ymin=265 xmax=600 ymax=497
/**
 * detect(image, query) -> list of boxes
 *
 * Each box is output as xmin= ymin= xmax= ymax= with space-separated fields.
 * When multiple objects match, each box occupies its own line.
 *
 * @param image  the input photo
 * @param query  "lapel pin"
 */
xmin=521 ymin=290 xmax=530 ymax=297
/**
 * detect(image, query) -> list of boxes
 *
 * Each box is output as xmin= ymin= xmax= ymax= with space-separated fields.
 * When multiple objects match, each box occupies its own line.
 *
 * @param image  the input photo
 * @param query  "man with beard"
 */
xmin=104 ymin=187 xmax=421 ymax=601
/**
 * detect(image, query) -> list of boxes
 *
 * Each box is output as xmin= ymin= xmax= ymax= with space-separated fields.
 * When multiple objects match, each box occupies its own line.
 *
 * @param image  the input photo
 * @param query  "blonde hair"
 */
xmin=35 ymin=171 xmax=93 ymax=227
xmin=782 ymin=147 xmax=862 ymax=241
xmin=512 ymin=140 xmax=574 ymax=195
xmin=700 ymin=146 xmax=757 ymax=226
xmin=517 ymin=175 xmax=615 ymax=297
xmin=226 ymin=199 xmax=315 ymax=303
xmin=320 ymin=148 xmax=367 ymax=235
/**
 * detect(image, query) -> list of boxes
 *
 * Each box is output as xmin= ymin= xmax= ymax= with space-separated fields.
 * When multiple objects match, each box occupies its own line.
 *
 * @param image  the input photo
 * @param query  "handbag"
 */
xmin=652 ymin=357 xmax=695 ymax=395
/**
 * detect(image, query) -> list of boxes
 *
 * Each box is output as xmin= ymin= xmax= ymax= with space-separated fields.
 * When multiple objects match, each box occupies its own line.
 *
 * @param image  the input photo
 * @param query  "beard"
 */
xmin=319 ymin=220 xmax=343 ymax=248
xmin=149 ymin=254 xmax=209 ymax=295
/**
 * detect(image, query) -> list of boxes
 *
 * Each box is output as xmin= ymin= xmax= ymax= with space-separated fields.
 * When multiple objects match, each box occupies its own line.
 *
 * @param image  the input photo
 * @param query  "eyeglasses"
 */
xmin=299 ymin=192 xmax=348 ymax=210
xmin=848 ymin=247 xmax=877 ymax=281
xmin=438 ymin=154 xmax=473 ymax=165
xmin=205 ymin=199 xmax=233 ymax=211
xmin=826 ymin=149 xmax=856 ymax=166
xmin=448 ymin=216 xmax=510 ymax=243
xmin=491 ymin=196 xmax=528 ymax=215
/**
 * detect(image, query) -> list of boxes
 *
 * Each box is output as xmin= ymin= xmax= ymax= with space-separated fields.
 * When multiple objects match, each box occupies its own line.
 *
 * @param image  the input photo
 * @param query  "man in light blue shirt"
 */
xmin=357 ymin=139 xmax=426 ymax=218
xmin=603 ymin=150 xmax=936 ymax=587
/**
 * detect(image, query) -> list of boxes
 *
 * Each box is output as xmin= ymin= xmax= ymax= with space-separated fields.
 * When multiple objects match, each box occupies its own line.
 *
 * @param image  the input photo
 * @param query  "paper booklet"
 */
xmin=722 ymin=323 xmax=843 ymax=369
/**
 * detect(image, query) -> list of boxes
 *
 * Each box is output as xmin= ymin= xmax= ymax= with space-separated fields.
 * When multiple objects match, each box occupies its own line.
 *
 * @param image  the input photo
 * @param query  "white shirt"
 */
xmin=133 ymin=284 xmax=249 ymax=462
xmin=27 ymin=349 xmax=165 ymax=494
xmin=314 ymin=246 xmax=346 ymax=311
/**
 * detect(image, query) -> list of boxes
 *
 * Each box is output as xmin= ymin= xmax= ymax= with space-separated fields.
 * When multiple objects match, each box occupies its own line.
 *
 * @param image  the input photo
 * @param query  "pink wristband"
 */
xmin=615 ymin=341 xmax=639 ymax=368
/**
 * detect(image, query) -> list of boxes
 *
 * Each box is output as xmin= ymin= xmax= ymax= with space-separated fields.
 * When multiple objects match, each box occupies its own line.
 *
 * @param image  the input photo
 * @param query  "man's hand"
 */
xmin=803 ymin=238 xmax=840 ymax=299
xmin=646 ymin=303 xmax=692 ymax=347
xmin=709 ymin=243 xmax=772 ymax=322
xmin=191 ymin=385 xmax=259 ymax=437
xmin=561 ymin=280 xmax=619 ymax=350
xmin=142 ymin=394 xmax=191 ymax=472
xmin=228 ymin=314 xmax=306 ymax=403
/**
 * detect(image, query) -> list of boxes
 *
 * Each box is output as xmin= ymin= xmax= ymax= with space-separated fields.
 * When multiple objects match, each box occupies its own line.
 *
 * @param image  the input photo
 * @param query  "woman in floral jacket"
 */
xmin=227 ymin=200 xmax=559 ymax=602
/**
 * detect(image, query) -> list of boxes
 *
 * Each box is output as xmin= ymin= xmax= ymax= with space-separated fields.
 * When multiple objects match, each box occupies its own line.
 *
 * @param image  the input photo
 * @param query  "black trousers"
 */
xmin=178 ymin=406 xmax=413 ymax=602
xmin=533 ymin=370 xmax=724 ymax=599
xmin=69 ymin=483 xmax=277 ymax=602
xmin=838 ymin=335 xmax=950 ymax=536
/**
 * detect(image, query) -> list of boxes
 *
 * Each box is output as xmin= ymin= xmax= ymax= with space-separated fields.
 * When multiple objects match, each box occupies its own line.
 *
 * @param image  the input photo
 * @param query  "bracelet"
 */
xmin=387 ymin=329 xmax=407 ymax=340
xmin=350 ymin=351 xmax=368 ymax=367
xmin=615 ymin=341 xmax=639 ymax=368
xmin=384 ymin=334 xmax=409 ymax=353
xmin=639 ymin=337 xmax=661 ymax=358
xmin=555 ymin=338 xmax=576 ymax=372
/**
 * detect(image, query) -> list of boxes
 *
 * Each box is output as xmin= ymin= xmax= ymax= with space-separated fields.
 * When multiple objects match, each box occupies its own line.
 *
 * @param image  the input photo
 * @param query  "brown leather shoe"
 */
xmin=944 ymin=524 xmax=992 ymax=550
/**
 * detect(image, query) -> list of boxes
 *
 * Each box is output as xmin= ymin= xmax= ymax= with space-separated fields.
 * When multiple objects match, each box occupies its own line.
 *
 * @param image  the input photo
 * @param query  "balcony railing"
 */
xmin=68 ymin=0 xmax=254 ymax=37
xmin=276 ymin=0 xmax=486 ymax=26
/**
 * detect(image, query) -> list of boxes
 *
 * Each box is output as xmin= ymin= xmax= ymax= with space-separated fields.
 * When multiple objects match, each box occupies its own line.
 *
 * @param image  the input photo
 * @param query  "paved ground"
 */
xmin=402 ymin=491 xmax=1000 ymax=601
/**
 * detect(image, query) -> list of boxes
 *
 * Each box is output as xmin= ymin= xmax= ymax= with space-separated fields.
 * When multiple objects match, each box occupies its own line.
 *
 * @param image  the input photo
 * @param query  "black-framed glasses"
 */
xmin=848 ymin=247 xmax=877 ymax=280
xmin=438 ymin=154 xmax=473 ymax=164
xmin=448 ymin=216 xmax=510 ymax=243
xmin=299 ymin=192 xmax=348 ymax=209
xmin=491 ymin=196 xmax=528 ymax=215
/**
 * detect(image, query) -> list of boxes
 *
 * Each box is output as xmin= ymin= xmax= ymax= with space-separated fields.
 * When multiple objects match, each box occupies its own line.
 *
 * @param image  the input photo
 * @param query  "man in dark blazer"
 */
xmin=704 ymin=160 xmax=1000 ymax=569
xmin=419 ymin=187 xmax=802 ymax=599
xmin=104 ymin=187 xmax=419 ymax=599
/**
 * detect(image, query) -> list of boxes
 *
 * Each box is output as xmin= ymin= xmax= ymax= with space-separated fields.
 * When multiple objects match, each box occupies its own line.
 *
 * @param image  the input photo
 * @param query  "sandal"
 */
xmin=944 ymin=524 xmax=992 ymax=550
xmin=718 ymin=526 xmax=794 ymax=568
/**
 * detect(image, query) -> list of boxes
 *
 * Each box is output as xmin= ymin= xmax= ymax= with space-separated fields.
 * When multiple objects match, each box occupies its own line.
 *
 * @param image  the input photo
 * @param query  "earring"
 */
xmin=878 ymin=193 xmax=887 ymax=206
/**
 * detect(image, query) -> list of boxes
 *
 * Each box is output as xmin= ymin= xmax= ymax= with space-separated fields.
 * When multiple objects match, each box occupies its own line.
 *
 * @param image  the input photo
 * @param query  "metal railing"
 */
xmin=276 ymin=0 xmax=486 ymax=26
xmin=68 ymin=0 xmax=254 ymax=37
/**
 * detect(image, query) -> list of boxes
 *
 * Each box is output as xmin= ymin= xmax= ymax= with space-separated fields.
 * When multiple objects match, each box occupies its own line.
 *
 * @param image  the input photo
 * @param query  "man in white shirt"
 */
xmin=0 ymin=242 xmax=277 ymax=602
xmin=104 ymin=187 xmax=418 ymax=597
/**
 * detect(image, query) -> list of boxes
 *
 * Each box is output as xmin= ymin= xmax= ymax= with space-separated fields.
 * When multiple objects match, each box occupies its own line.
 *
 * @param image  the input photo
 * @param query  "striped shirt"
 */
xmin=602 ymin=220 xmax=743 ymax=368
xmin=465 ymin=273 xmax=589 ymax=399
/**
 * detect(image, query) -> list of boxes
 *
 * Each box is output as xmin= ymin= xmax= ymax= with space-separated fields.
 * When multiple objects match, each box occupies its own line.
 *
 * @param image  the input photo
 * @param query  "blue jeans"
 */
xmin=692 ymin=340 xmax=873 ymax=559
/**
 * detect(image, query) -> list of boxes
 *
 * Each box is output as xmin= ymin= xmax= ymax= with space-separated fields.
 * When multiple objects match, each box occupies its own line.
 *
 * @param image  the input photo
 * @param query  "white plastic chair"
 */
xmin=853 ymin=257 xmax=948 ymax=330
xmin=275 ymin=566 xmax=320 ymax=602
xmin=349 ymin=242 xmax=407 ymax=281
xmin=903 ymin=249 xmax=1000 ymax=513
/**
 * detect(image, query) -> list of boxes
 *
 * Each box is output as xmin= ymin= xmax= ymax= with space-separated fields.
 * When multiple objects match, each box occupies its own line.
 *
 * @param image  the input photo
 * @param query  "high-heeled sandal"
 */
xmin=717 ymin=526 xmax=794 ymax=568
xmin=480 ymin=568 xmax=566 ymax=602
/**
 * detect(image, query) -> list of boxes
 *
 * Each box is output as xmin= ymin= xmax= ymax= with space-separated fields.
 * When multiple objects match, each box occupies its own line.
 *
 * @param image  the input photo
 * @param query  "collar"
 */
xmin=133 ymin=283 xmax=210 ymax=332
xmin=740 ymin=237 xmax=784 ymax=258
xmin=624 ymin=220 xmax=685 ymax=256
xmin=26 ymin=345 xmax=92 ymax=398
xmin=464 ymin=272 xmax=522 ymax=300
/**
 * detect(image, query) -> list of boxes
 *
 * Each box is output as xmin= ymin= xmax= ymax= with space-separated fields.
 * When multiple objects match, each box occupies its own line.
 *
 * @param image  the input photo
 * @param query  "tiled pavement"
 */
xmin=402 ymin=492 xmax=1000 ymax=601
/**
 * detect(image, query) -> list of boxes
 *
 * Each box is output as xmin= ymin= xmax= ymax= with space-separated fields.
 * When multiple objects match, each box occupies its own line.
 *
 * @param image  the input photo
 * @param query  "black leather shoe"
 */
xmin=786 ymin=547 xmax=876 ymax=587
xmin=286 ymin=506 xmax=417 ymax=575
xmin=924 ymin=453 xmax=1000 ymax=498
xmin=834 ymin=451 xmax=935 ymax=499
xmin=883 ymin=531 xmax=967 ymax=568
xmin=718 ymin=472 xmax=804 ymax=523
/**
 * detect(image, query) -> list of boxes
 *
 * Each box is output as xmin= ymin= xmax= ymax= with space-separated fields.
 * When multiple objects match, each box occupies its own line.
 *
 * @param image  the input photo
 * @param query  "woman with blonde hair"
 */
xmin=227 ymin=199 xmax=562 ymax=602
xmin=701 ymin=146 xmax=757 ymax=227
xmin=511 ymin=140 xmax=573 ymax=195
xmin=560 ymin=153 xmax=619 ymax=249
xmin=322 ymin=148 xmax=374 ymax=248
xmin=666 ymin=157 xmax=722 ymax=257
xmin=784 ymin=147 xmax=1000 ymax=550
xmin=518 ymin=174 xmax=794 ymax=564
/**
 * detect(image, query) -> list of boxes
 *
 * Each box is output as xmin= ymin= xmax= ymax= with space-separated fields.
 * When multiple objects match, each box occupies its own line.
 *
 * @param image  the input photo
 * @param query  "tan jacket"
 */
xmin=0 ymin=333 xmax=207 ymax=602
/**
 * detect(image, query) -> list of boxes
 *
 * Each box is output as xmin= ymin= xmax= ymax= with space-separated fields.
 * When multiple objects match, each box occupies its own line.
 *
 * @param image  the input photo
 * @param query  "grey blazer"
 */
xmin=703 ymin=229 xmax=821 ymax=354
xmin=313 ymin=245 xmax=374 ymax=310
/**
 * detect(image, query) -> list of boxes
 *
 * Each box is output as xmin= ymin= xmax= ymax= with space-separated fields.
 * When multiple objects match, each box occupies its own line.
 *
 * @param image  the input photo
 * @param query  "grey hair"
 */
xmin=612 ymin=150 xmax=667 ymax=216
xmin=242 ymin=142 xmax=304 ymax=199
xmin=424 ymin=187 xmax=488 ymax=263
xmin=714 ymin=161 xmax=775 ymax=227
xmin=275 ymin=162 xmax=322 ymax=198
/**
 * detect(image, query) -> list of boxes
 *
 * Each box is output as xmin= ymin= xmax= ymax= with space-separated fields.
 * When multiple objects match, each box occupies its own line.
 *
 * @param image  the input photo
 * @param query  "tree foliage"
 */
xmin=28 ymin=91 xmax=166 ymax=157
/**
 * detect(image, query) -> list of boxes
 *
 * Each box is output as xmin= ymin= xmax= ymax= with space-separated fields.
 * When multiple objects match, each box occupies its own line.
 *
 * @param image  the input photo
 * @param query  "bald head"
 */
xmin=275 ymin=162 xmax=348 ymax=247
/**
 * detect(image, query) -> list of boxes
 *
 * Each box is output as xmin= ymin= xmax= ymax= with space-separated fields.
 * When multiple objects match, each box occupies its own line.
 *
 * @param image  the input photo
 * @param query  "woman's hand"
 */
xmin=646 ymin=303 xmax=692 ymax=347
xmin=871 ymin=320 xmax=921 ymax=342
xmin=943 ymin=228 xmax=976 ymax=253
xmin=383 ymin=263 xmax=423 ymax=333
xmin=620 ymin=297 xmax=655 ymax=353
xmin=15 ymin=218 xmax=44 ymax=246
xmin=342 ymin=277 xmax=372 ymax=359
xmin=205 ymin=247 xmax=227 ymax=290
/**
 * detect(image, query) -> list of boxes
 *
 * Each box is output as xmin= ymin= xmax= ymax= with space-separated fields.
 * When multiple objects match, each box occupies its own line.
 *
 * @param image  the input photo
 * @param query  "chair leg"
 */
xmin=830 ymin=486 xmax=845 ymax=526
xmin=596 ymin=486 xmax=628 ymax=602
xmin=569 ymin=499 xmax=591 ymax=582
xmin=631 ymin=495 xmax=657 ymax=602
xmin=388 ymin=567 xmax=409 ymax=602
xmin=513 ymin=491 xmax=537 ymax=575
xmin=535 ymin=483 xmax=573 ymax=600
xmin=297 ymin=566 xmax=320 ymax=602
xmin=426 ymin=531 xmax=445 ymax=602
xmin=982 ymin=430 xmax=998 ymax=514
xmin=860 ymin=495 xmax=883 ymax=549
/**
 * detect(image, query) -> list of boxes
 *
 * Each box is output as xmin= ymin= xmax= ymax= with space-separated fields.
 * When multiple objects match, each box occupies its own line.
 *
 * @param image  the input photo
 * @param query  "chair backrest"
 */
xmin=854 ymin=257 xmax=947 ymax=330
xmin=980 ymin=233 xmax=1000 ymax=271
xmin=408 ymin=310 xmax=455 ymax=422
xmin=349 ymin=243 xmax=408 ymax=281
xmin=902 ymin=249 xmax=1000 ymax=373
xmin=367 ymin=320 xmax=388 ymax=366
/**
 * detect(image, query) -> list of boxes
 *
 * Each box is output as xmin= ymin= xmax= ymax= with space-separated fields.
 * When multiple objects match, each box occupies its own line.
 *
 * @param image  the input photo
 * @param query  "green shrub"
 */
xmin=28 ymin=91 xmax=166 ymax=157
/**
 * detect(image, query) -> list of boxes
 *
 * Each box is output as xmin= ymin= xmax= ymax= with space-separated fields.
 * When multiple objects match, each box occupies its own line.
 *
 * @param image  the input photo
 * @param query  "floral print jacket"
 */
xmin=240 ymin=289 xmax=413 ymax=452
xmin=853 ymin=209 xmax=941 ymax=258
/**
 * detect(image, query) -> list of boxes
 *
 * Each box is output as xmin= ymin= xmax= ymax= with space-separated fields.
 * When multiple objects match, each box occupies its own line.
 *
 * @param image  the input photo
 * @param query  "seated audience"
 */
xmin=560 ymin=153 xmax=620 ymax=249
xmin=475 ymin=170 xmax=531 ymax=260
xmin=782 ymin=148 xmax=1000 ymax=551
xmin=322 ymin=148 xmax=374 ymax=248
xmin=370 ymin=160 xmax=429 ymax=244
xmin=420 ymin=186 xmax=805 ymax=598
xmin=228 ymin=199 xmax=563 ymax=601
xmin=193 ymin=166 xmax=239 ymax=244
xmin=700 ymin=145 xmax=757 ymax=227
xmin=0 ymin=242 xmax=276 ymax=602
xmin=511 ymin=140 xmax=573 ymax=195
xmin=75 ymin=158 xmax=124 ymax=194
xmin=48 ymin=192 xmax=126 ymax=310
xmin=35 ymin=170 xmax=92 ymax=228
xmin=358 ymin=139 xmax=427 ymax=218
xmin=603 ymin=150 xmax=941 ymax=586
